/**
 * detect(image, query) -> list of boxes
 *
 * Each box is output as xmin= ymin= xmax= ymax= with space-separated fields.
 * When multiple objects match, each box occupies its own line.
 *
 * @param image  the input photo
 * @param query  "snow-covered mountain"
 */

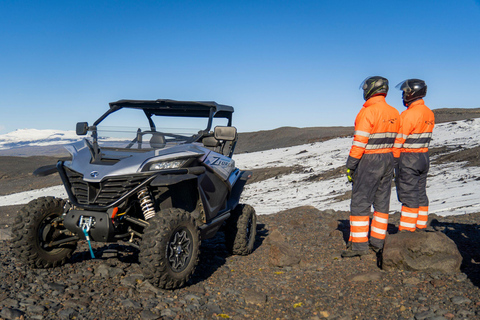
xmin=0 ymin=129 xmax=80 ymax=150
xmin=1 ymin=119 xmax=480 ymax=218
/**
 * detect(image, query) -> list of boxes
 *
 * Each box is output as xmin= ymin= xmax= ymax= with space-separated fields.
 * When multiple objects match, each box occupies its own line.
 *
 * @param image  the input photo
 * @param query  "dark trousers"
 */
xmin=350 ymin=153 xmax=393 ymax=250
xmin=396 ymin=152 xmax=430 ymax=209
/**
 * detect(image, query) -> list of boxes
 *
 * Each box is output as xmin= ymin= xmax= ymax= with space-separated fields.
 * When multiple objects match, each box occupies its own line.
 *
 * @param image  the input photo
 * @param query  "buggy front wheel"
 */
xmin=139 ymin=208 xmax=200 ymax=289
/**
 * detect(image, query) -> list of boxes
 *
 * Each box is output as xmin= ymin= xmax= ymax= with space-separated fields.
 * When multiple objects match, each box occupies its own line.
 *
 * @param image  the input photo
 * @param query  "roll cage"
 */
xmin=76 ymin=99 xmax=237 ymax=162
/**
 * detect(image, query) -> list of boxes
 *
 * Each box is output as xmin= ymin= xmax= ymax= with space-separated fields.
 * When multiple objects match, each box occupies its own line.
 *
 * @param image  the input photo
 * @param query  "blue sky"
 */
xmin=1 ymin=0 xmax=479 ymax=134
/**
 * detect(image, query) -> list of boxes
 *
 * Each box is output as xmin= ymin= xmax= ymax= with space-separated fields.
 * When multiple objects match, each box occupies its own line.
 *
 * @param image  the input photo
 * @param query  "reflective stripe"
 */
xmin=408 ymin=132 xmax=432 ymax=139
xmin=419 ymin=206 xmax=429 ymax=214
xmin=402 ymin=132 xmax=432 ymax=149
xmin=365 ymin=143 xmax=395 ymax=150
xmin=394 ymin=143 xmax=403 ymax=148
xmin=400 ymin=221 xmax=416 ymax=228
xmin=403 ymin=142 xmax=430 ymax=149
xmin=351 ymin=231 xmax=369 ymax=238
xmin=374 ymin=216 xmax=388 ymax=224
xmin=401 ymin=211 xmax=418 ymax=218
xmin=371 ymin=226 xmax=386 ymax=235
xmin=370 ymin=132 xmax=397 ymax=139
xmin=351 ymin=220 xmax=369 ymax=227
xmin=353 ymin=141 xmax=367 ymax=148
xmin=354 ymin=130 xmax=370 ymax=137
xmin=417 ymin=220 xmax=427 ymax=226
xmin=396 ymin=133 xmax=408 ymax=139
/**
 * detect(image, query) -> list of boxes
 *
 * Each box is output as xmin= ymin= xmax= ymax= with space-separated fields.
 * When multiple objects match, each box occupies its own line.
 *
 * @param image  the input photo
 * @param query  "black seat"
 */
xmin=149 ymin=133 xmax=166 ymax=149
xmin=202 ymin=136 xmax=221 ymax=152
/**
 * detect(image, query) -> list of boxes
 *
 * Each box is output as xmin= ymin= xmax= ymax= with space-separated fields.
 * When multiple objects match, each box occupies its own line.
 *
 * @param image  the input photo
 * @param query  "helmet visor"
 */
xmin=359 ymin=77 xmax=371 ymax=90
xmin=395 ymin=80 xmax=411 ymax=92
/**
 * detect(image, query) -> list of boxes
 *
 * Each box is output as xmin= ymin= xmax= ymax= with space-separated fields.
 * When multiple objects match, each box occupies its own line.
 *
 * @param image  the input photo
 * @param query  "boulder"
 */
xmin=382 ymin=231 xmax=462 ymax=274
xmin=268 ymin=241 xmax=301 ymax=267
xmin=265 ymin=228 xmax=300 ymax=267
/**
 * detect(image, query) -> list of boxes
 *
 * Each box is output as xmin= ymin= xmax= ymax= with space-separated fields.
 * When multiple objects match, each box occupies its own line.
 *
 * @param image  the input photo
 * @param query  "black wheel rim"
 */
xmin=167 ymin=227 xmax=193 ymax=273
xmin=37 ymin=214 xmax=69 ymax=254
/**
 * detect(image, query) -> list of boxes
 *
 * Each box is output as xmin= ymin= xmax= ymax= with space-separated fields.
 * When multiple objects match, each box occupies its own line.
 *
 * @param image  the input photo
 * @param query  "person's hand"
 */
xmin=346 ymin=169 xmax=355 ymax=183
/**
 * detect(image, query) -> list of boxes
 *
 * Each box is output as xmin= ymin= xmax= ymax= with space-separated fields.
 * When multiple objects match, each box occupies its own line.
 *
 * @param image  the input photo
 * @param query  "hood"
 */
xmin=64 ymin=140 xmax=207 ymax=182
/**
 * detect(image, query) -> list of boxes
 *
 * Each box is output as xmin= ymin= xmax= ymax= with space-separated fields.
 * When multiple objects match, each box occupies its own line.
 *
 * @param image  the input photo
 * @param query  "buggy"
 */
xmin=11 ymin=99 xmax=257 ymax=289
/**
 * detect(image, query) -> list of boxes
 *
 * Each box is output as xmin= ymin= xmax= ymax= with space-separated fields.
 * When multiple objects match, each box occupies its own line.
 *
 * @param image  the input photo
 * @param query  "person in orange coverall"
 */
xmin=343 ymin=76 xmax=400 ymax=257
xmin=393 ymin=79 xmax=434 ymax=232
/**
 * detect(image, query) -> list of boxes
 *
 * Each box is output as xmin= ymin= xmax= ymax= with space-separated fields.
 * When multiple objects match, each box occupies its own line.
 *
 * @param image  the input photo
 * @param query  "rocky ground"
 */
xmin=1 ymin=208 xmax=480 ymax=320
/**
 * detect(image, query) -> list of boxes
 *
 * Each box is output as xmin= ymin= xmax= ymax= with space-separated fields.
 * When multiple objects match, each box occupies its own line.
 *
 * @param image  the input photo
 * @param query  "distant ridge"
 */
xmin=433 ymin=107 xmax=480 ymax=124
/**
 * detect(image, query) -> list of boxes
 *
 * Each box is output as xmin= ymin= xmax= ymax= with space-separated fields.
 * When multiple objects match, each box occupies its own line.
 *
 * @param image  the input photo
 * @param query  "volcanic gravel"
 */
xmin=1 ymin=207 xmax=480 ymax=320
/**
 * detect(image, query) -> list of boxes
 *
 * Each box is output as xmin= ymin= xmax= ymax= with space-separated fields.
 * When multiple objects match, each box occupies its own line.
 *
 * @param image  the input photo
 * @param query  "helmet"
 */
xmin=360 ymin=76 xmax=389 ymax=101
xmin=396 ymin=79 xmax=427 ymax=106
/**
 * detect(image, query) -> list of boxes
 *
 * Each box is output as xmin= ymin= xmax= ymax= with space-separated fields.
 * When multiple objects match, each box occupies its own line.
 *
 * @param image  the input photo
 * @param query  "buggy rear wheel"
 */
xmin=225 ymin=204 xmax=257 ymax=255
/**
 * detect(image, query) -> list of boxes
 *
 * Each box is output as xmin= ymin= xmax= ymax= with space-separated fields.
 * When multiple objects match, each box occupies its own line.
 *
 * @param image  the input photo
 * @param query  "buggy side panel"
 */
xmin=198 ymin=170 xmax=228 ymax=221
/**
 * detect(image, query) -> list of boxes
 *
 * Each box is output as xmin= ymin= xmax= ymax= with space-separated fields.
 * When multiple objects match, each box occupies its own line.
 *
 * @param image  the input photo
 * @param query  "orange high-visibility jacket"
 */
xmin=393 ymin=99 xmax=435 ymax=158
xmin=347 ymin=95 xmax=400 ymax=169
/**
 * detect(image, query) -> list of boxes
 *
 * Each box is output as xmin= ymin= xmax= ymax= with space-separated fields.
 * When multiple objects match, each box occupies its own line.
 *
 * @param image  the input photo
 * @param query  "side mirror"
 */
xmin=76 ymin=122 xmax=89 ymax=135
xmin=214 ymin=126 xmax=237 ymax=141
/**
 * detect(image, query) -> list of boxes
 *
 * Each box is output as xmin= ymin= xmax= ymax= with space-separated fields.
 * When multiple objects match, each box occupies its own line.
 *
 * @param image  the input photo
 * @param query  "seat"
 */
xmin=149 ymin=133 xmax=166 ymax=149
xmin=202 ymin=136 xmax=221 ymax=152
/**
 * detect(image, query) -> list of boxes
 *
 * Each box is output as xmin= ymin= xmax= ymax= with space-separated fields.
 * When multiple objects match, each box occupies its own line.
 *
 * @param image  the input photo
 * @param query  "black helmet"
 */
xmin=396 ymin=79 xmax=427 ymax=106
xmin=360 ymin=76 xmax=389 ymax=101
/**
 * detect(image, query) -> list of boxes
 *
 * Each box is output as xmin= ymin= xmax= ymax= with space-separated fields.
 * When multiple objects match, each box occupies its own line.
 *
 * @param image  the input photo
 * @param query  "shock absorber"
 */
xmin=137 ymin=187 xmax=156 ymax=220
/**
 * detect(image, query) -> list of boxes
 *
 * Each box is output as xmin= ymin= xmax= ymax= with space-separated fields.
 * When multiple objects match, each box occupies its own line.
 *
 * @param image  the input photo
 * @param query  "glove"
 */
xmin=346 ymin=168 xmax=355 ymax=183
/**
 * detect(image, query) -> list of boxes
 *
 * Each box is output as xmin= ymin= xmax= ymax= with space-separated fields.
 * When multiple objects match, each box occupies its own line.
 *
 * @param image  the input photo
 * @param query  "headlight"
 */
xmin=148 ymin=159 xmax=187 ymax=171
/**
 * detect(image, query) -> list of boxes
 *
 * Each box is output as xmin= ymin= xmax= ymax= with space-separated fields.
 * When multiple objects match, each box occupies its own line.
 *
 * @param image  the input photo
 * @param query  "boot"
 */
xmin=369 ymin=245 xmax=382 ymax=254
xmin=341 ymin=248 xmax=370 ymax=258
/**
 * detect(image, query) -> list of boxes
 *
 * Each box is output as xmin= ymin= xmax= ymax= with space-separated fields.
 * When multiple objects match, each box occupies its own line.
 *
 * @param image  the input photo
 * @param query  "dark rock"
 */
xmin=268 ymin=241 xmax=301 ymax=267
xmin=120 ymin=274 xmax=144 ymax=287
xmin=27 ymin=304 xmax=46 ymax=313
xmin=140 ymin=310 xmax=160 ymax=319
xmin=203 ymin=303 xmax=222 ymax=316
xmin=0 ymin=308 xmax=25 ymax=320
xmin=58 ymin=308 xmax=76 ymax=319
xmin=403 ymin=277 xmax=422 ymax=286
xmin=94 ymin=263 xmax=110 ymax=278
xmin=265 ymin=228 xmax=286 ymax=244
xmin=414 ymin=310 xmax=435 ymax=319
xmin=47 ymin=282 xmax=66 ymax=293
xmin=451 ymin=296 xmax=472 ymax=305
xmin=0 ymin=229 xmax=12 ymax=241
xmin=138 ymin=280 xmax=162 ymax=295
xmin=120 ymin=298 xmax=142 ymax=308
xmin=244 ymin=288 xmax=267 ymax=305
xmin=1 ymin=298 xmax=19 ymax=308
xmin=161 ymin=308 xmax=177 ymax=317
xmin=348 ymin=271 xmax=383 ymax=282
xmin=457 ymin=309 xmax=475 ymax=317
xmin=382 ymin=231 xmax=462 ymax=273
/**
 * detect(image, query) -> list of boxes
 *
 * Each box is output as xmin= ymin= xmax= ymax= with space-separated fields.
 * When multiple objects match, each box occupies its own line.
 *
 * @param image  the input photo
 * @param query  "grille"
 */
xmin=64 ymin=167 xmax=148 ymax=206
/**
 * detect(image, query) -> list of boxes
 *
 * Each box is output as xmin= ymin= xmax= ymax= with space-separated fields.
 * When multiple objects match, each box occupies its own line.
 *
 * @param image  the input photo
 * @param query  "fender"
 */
xmin=227 ymin=170 xmax=252 ymax=211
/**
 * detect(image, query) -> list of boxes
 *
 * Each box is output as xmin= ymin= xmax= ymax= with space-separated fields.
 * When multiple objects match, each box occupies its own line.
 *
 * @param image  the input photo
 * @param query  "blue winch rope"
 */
xmin=82 ymin=227 xmax=95 ymax=259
